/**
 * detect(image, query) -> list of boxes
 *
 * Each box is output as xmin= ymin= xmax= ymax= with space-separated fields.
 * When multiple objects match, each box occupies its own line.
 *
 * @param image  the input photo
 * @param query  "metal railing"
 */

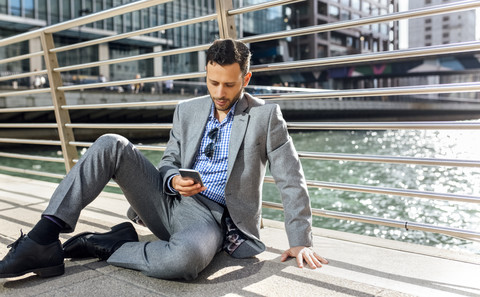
xmin=1 ymin=0 xmax=480 ymax=246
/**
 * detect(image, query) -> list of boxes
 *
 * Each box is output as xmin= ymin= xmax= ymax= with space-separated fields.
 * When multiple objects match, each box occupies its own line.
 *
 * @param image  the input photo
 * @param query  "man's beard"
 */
xmin=210 ymin=87 xmax=244 ymax=112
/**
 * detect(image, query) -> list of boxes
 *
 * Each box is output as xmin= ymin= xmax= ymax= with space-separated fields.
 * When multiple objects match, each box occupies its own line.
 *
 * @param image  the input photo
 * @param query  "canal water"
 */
xmin=1 ymin=129 xmax=479 ymax=254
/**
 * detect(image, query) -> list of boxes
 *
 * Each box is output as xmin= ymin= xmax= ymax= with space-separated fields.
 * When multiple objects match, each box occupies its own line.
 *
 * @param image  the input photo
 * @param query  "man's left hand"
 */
xmin=280 ymin=246 xmax=328 ymax=269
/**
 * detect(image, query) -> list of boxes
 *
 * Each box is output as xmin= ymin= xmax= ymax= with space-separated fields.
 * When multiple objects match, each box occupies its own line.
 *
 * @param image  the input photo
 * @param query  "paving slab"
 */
xmin=0 ymin=173 xmax=479 ymax=297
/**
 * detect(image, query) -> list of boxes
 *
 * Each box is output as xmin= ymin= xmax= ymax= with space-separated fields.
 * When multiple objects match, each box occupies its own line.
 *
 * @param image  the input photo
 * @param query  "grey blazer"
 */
xmin=158 ymin=93 xmax=313 ymax=253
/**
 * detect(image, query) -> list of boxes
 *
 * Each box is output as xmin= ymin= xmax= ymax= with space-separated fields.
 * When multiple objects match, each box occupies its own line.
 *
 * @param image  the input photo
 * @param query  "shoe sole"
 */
xmin=0 ymin=263 xmax=65 ymax=278
xmin=63 ymin=222 xmax=136 ymax=259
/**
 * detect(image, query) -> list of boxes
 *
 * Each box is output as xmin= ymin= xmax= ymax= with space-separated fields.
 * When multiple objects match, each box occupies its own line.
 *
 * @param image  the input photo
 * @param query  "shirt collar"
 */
xmin=208 ymin=98 xmax=239 ymax=123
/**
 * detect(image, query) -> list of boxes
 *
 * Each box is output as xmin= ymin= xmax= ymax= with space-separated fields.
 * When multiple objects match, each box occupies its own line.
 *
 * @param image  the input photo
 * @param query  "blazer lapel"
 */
xmin=185 ymin=97 xmax=212 ymax=168
xmin=227 ymin=94 xmax=250 ymax=178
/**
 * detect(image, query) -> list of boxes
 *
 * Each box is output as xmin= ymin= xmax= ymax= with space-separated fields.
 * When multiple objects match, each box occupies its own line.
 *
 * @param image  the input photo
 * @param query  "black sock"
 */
xmin=28 ymin=216 xmax=64 ymax=245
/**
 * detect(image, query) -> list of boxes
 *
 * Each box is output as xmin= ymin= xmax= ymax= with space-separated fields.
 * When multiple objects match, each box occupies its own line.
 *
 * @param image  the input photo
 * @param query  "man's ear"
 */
xmin=243 ymin=72 xmax=252 ymax=87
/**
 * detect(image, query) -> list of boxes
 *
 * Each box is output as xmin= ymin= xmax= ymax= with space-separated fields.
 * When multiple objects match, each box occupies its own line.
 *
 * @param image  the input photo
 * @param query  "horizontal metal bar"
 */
xmin=54 ymin=44 xmax=210 ymax=73
xmin=0 ymin=165 xmax=65 ymax=179
xmin=136 ymin=144 xmax=167 ymax=151
xmin=264 ymin=177 xmax=480 ymax=204
xmin=51 ymin=14 xmax=217 ymax=53
xmin=0 ymin=70 xmax=48 ymax=82
xmin=259 ymin=82 xmax=480 ymax=100
xmin=70 ymin=141 xmax=166 ymax=151
xmin=0 ymin=30 xmax=41 ymax=48
xmin=0 ymin=123 xmax=58 ymax=128
xmin=0 ymin=51 xmax=43 ymax=65
xmin=66 ymin=123 xmax=173 ymax=129
xmin=262 ymin=201 xmax=480 ymax=241
xmin=251 ymin=41 xmax=480 ymax=74
xmin=58 ymin=72 xmax=205 ymax=92
xmin=0 ymin=106 xmax=54 ymax=113
xmin=229 ymin=0 xmax=305 ymax=16
xmin=299 ymin=152 xmax=480 ymax=168
xmin=44 ymin=0 xmax=172 ymax=34
xmin=62 ymin=99 xmax=181 ymax=110
xmin=241 ymin=0 xmax=480 ymax=45
xmin=0 ymin=88 xmax=51 ymax=97
xmin=287 ymin=121 xmax=480 ymax=130
xmin=0 ymin=152 xmax=64 ymax=163
xmin=0 ymin=138 xmax=61 ymax=145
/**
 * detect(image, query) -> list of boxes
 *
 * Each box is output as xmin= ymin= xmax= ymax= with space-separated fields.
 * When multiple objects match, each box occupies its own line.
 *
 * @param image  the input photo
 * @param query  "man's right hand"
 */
xmin=171 ymin=175 xmax=206 ymax=197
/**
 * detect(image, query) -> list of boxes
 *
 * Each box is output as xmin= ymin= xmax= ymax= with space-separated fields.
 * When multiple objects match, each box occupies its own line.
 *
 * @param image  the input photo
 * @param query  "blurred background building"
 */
xmin=0 ymin=0 xmax=399 ymax=90
xmin=409 ymin=0 xmax=476 ymax=47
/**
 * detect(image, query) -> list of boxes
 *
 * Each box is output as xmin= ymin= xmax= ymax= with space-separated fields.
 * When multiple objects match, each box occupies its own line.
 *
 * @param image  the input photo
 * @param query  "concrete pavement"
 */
xmin=0 ymin=173 xmax=479 ymax=297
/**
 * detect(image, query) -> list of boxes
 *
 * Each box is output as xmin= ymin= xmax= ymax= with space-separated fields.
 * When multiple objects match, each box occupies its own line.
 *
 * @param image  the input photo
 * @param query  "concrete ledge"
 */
xmin=0 ymin=173 xmax=479 ymax=297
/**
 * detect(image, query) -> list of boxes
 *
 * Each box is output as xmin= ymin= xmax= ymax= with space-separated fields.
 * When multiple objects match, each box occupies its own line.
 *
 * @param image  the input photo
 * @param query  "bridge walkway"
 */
xmin=0 ymin=173 xmax=478 ymax=297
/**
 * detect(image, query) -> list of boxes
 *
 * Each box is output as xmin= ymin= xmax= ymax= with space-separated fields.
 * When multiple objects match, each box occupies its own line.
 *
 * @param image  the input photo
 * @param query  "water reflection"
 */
xmin=0 ymin=129 xmax=479 ymax=253
xmin=263 ymin=129 xmax=480 ymax=253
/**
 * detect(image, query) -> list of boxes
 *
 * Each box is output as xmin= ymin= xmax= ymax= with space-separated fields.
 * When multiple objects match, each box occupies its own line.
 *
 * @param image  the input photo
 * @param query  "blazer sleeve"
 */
xmin=158 ymin=103 xmax=182 ymax=196
xmin=266 ymin=105 xmax=313 ymax=248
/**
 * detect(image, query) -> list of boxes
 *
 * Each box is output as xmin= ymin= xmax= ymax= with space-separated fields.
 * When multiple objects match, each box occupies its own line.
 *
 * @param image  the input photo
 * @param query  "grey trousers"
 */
xmin=43 ymin=134 xmax=225 ymax=280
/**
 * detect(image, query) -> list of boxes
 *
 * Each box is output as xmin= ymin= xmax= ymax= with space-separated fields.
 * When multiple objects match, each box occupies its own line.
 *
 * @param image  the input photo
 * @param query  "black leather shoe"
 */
xmin=0 ymin=231 xmax=64 ymax=278
xmin=63 ymin=222 xmax=138 ymax=260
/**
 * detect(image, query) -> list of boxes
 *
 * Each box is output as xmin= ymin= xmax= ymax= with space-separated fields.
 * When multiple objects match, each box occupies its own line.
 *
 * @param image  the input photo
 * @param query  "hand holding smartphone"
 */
xmin=179 ymin=169 xmax=204 ymax=187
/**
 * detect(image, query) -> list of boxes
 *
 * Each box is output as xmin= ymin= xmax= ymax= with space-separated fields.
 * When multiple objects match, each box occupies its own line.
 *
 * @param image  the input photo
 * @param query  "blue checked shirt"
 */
xmin=191 ymin=102 xmax=237 ymax=205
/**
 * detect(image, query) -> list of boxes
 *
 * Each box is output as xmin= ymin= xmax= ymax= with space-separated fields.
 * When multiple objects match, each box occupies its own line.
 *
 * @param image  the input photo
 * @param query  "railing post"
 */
xmin=215 ymin=0 xmax=237 ymax=39
xmin=39 ymin=32 xmax=78 ymax=172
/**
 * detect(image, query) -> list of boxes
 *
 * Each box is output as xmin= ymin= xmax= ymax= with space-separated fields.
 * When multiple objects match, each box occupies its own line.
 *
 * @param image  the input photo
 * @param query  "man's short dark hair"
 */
xmin=206 ymin=39 xmax=251 ymax=76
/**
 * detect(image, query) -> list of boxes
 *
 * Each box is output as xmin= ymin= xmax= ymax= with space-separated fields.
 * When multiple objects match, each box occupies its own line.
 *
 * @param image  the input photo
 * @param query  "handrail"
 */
xmin=263 ymin=201 xmax=480 ymax=242
xmin=240 ymin=0 xmax=480 ymax=45
xmin=251 ymin=41 xmax=480 ymax=73
xmin=228 ymin=0 xmax=306 ymax=16
xmin=0 ymin=52 xmax=43 ymax=65
xmin=0 ymin=165 xmax=65 ymax=179
xmin=0 ymin=123 xmax=58 ymax=128
xmin=259 ymin=82 xmax=480 ymax=100
xmin=57 ymin=72 xmax=206 ymax=92
xmin=264 ymin=177 xmax=480 ymax=204
xmin=1 ymin=0 xmax=479 ymax=250
xmin=70 ymin=141 xmax=167 ymax=152
xmin=287 ymin=121 xmax=480 ymax=130
xmin=54 ymin=45 xmax=210 ymax=74
xmin=0 ymin=138 xmax=62 ymax=146
xmin=298 ymin=152 xmax=480 ymax=168
xmin=50 ymin=14 xmax=217 ymax=54
xmin=0 ymin=152 xmax=64 ymax=163
xmin=0 ymin=106 xmax=55 ymax=113
xmin=44 ymin=0 xmax=173 ymax=34
xmin=0 ymin=70 xmax=48 ymax=82
xmin=62 ymin=100 xmax=181 ymax=110
xmin=65 ymin=123 xmax=173 ymax=130
xmin=0 ymin=88 xmax=51 ymax=97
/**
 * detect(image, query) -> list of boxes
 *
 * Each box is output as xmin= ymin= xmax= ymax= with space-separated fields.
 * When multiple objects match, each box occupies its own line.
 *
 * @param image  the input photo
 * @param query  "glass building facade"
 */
xmin=0 ymin=0 xmax=396 ymax=88
xmin=0 ymin=0 xmax=287 ymax=86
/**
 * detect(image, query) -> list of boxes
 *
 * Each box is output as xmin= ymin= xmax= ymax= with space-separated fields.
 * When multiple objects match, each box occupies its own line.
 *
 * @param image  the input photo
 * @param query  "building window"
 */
xmin=10 ymin=0 xmax=21 ymax=16
xmin=362 ymin=2 xmax=370 ymax=14
xmin=425 ymin=26 xmax=431 ymax=31
xmin=442 ymin=16 xmax=450 ymax=22
xmin=318 ymin=2 xmax=327 ymax=16
xmin=25 ymin=0 xmax=34 ymax=18
xmin=352 ymin=0 xmax=360 ymax=10
xmin=425 ymin=18 xmax=431 ymax=24
xmin=328 ymin=5 xmax=340 ymax=19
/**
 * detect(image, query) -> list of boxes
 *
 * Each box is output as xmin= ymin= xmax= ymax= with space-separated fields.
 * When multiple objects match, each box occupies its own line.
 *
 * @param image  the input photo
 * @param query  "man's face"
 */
xmin=206 ymin=62 xmax=252 ymax=113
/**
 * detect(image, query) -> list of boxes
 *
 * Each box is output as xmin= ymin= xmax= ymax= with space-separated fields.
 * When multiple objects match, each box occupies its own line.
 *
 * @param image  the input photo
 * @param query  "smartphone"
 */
xmin=179 ymin=169 xmax=204 ymax=186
